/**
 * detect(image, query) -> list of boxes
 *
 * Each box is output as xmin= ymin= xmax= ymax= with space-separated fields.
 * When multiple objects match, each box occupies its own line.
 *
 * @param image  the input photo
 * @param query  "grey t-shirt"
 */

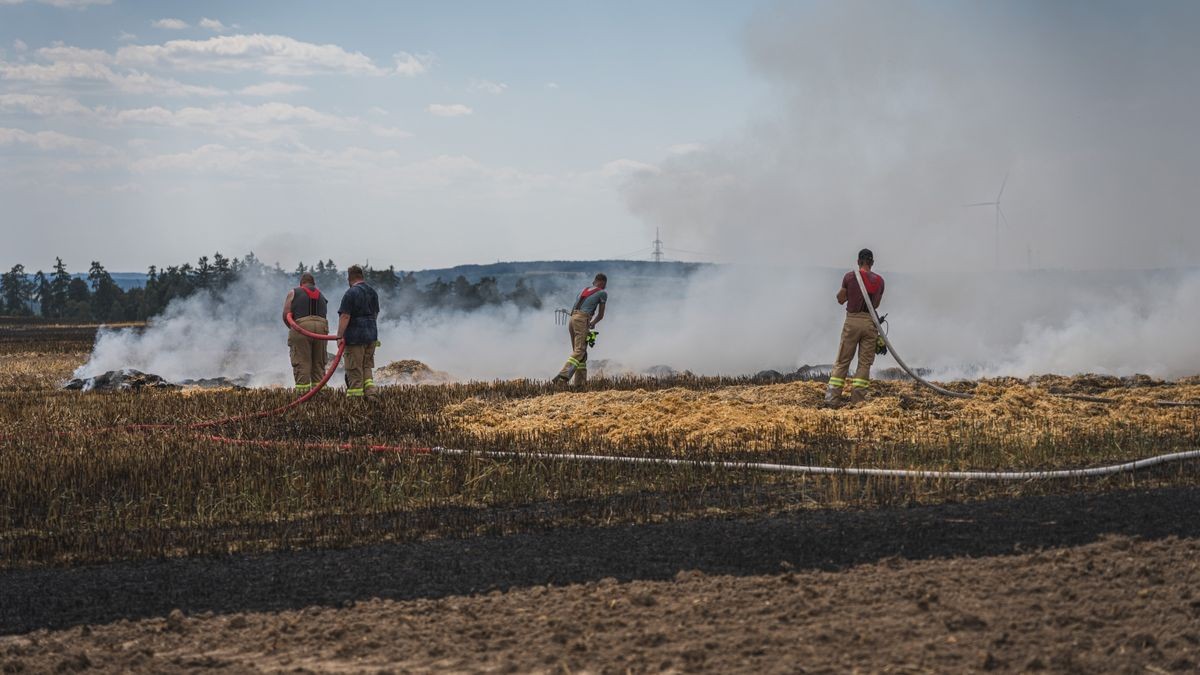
xmin=574 ymin=287 xmax=608 ymax=316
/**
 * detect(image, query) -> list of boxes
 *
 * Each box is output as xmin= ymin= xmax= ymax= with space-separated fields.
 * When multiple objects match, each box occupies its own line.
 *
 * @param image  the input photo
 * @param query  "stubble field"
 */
xmin=1 ymin=321 xmax=1198 ymax=673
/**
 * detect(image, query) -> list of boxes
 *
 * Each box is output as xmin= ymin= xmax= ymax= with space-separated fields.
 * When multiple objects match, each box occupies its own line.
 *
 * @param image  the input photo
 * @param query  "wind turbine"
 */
xmin=965 ymin=172 xmax=1008 ymax=269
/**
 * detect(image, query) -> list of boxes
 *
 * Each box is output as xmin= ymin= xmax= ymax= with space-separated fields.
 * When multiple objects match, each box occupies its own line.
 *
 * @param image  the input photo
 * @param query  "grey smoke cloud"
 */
xmin=624 ymin=0 xmax=1200 ymax=271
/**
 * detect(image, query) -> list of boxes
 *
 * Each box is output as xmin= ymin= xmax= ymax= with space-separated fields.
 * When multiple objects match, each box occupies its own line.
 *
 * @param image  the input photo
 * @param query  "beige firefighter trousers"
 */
xmin=556 ymin=311 xmax=590 ymax=385
xmin=829 ymin=312 xmax=878 ymax=391
xmin=288 ymin=315 xmax=329 ymax=391
xmin=344 ymin=341 xmax=376 ymax=396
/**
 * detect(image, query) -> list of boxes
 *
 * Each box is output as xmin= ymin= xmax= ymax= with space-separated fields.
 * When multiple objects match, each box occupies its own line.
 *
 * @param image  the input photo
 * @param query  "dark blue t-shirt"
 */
xmin=338 ymin=282 xmax=379 ymax=345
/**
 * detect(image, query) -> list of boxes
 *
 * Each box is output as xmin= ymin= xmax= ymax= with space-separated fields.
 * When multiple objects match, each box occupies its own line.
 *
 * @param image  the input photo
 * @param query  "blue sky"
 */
xmin=4 ymin=1 xmax=1198 ymax=273
xmin=0 ymin=0 xmax=769 ymax=270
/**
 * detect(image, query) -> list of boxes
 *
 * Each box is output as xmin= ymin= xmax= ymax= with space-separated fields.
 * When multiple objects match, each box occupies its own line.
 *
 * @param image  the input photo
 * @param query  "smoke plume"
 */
xmin=73 ymin=262 xmax=1200 ymax=386
xmin=75 ymin=2 xmax=1200 ymax=384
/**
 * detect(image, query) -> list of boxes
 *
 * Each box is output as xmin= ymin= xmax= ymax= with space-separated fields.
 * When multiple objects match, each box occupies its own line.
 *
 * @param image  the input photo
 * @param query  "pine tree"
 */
xmin=212 ymin=252 xmax=231 ymax=288
xmin=0 ymin=264 xmax=33 ymax=315
xmin=50 ymin=257 xmax=72 ymax=318
xmin=33 ymin=270 xmax=50 ymax=317
xmin=195 ymin=255 xmax=213 ymax=289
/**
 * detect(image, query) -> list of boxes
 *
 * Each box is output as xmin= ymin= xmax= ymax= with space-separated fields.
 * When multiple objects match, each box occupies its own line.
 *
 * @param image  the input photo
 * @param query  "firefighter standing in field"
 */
xmin=336 ymin=264 xmax=380 ymax=397
xmin=554 ymin=273 xmax=608 ymax=386
xmin=826 ymin=249 xmax=885 ymax=406
xmin=283 ymin=272 xmax=329 ymax=393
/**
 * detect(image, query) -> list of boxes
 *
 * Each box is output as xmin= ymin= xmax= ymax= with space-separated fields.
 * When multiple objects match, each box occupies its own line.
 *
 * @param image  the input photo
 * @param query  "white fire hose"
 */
xmin=434 ymin=446 xmax=1200 ymax=481
xmin=853 ymin=267 xmax=1200 ymax=408
xmin=853 ymin=267 xmax=972 ymax=398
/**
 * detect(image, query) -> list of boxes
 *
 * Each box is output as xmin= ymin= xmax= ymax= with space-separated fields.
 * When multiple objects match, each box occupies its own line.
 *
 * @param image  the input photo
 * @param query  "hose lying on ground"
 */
xmin=67 ymin=433 xmax=1197 ymax=482
xmin=434 ymin=446 xmax=1200 ymax=480
xmin=851 ymin=269 xmax=1200 ymax=407
xmin=121 ymin=313 xmax=344 ymax=432
xmin=0 ymin=313 xmax=344 ymax=441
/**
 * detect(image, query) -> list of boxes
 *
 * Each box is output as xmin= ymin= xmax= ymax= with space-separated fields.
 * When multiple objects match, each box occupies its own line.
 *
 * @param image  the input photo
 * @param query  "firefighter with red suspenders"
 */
xmin=554 ymin=273 xmax=608 ymax=386
xmin=826 ymin=249 xmax=885 ymax=406
xmin=282 ymin=272 xmax=329 ymax=393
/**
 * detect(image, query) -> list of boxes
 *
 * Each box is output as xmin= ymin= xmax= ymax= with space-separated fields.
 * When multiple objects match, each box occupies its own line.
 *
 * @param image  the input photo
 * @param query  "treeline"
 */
xmin=0 ymin=253 xmax=269 ymax=321
xmin=0 ymin=253 xmax=542 ymax=322
xmin=293 ymin=260 xmax=543 ymax=316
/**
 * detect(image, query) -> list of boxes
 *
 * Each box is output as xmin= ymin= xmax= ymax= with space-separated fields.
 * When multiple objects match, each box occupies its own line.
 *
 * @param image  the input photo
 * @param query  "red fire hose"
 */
xmin=190 ymin=313 xmax=344 ymax=425
xmin=118 ymin=313 xmax=343 ymax=432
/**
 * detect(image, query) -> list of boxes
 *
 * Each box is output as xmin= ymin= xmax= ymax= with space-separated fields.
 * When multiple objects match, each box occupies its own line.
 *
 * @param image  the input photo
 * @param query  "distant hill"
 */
xmin=108 ymin=273 xmax=147 ymax=291
xmin=399 ymin=260 xmax=710 ymax=294
xmin=39 ymin=258 xmax=700 ymax=293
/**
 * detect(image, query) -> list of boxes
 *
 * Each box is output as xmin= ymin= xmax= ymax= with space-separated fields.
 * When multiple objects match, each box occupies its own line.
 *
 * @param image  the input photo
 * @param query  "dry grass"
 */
xmin=1 ymin=323 xmax=1197 ymax=568
xmin=0 ymin=351 xmax=89 ymax=391
xmin=444 ymin=379 xmax=1200 ymax=451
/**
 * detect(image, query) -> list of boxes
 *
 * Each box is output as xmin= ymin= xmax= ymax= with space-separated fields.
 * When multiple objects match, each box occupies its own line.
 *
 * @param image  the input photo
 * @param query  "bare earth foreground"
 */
xmin=3 ymin=488 xmax=1199 ymax=674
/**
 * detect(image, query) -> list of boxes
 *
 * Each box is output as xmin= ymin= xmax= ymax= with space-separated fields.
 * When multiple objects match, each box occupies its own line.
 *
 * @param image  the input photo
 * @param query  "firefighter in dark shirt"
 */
xmin=336 ymin=265 xmax=380 ymax=397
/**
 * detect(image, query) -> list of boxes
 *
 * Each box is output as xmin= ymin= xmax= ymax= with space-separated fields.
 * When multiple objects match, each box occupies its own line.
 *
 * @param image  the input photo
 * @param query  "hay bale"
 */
xmin=374 ymin=359 xmax=453 ymax=385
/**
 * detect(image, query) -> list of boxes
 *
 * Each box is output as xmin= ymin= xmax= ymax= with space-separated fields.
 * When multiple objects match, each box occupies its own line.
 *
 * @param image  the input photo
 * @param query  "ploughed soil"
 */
xmin=3 ymin=487 xmax=1199 ymax=673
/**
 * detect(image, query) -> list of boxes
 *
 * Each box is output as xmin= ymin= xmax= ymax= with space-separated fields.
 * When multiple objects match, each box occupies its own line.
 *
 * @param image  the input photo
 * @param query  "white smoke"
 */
xmin=623 ymin=1 xmax=1200 ymax=272
xmin=73 ymin=264 xmax=1200 ymax=386
xmin=79 ymin=274 xmax=296 ymax=387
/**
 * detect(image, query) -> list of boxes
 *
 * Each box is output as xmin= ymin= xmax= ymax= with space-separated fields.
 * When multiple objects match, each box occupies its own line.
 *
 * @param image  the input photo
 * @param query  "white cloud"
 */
xmin=367 ymin=106 xmax=388 ymax=116
xmin=0 ymin=60 xmax=112 ymax=81
xmin=128 ymin=145 xmax=551 ymax=194
xmin=12 ymin=39 xmax=27 ymax=52
xmin=0 ymin=92 xmax=409 ymax=142
xmin=666 ymin=143 xmax=704 ymax=155
xmin=152 ymin=18 xmax=189 ymax=30
xmin=113 ymin=102 xmax=353 ymax=141
xmin=0 ymin=127 xmax=110 ymax=153
xmin=117 ymin=32 xmax=137 ymax=42
xmin=36 ymin=44 xmax=112 ymax=63
xmin=427 ymin=103 xmax=472 ymax=117
xmin=237 ymin=81 xmax=307 ymax=97
xmin=0 ymin=34 xmax=425 ymax=103
xmin=130 ymin=143 xmax=259 ymax=174
xmin=198 ymin=18 xmax=233 ymax=32
xmin=470 ymin=79 xmax=507 ymax=95
xmin=117 ymin=34 xmax=388 ymax=76
xmin=111 ymin=102 xmax=410 ymax=142
xmin=545 ymin=82 xmax=560 ymax=89
xmin=369 ymin=125 xmax=412 ymax=139
xmin=600 ymin=158 xmax=660 ymax=178
xmin=0 ymin=56 xmax=225 ymax=97
xmin=393 ymin=51 xmax=432 ymax=76
xmin=115 ymin=70 xmax=225 ymax=97
xmin=0 ymin=93 xmax=94 ymax=117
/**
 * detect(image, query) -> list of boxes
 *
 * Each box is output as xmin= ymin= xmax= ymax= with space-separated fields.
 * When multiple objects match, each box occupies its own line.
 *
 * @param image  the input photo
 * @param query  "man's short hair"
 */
xmin=857 ymin=248 xmax=874 ymax=265
xmin=594 ymin=273 xmax=607 ymax=284
xmin=347 ymin=264 xmax=364 ymax=279
xmin=299 ymin=272 xmax=315 ymax=286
